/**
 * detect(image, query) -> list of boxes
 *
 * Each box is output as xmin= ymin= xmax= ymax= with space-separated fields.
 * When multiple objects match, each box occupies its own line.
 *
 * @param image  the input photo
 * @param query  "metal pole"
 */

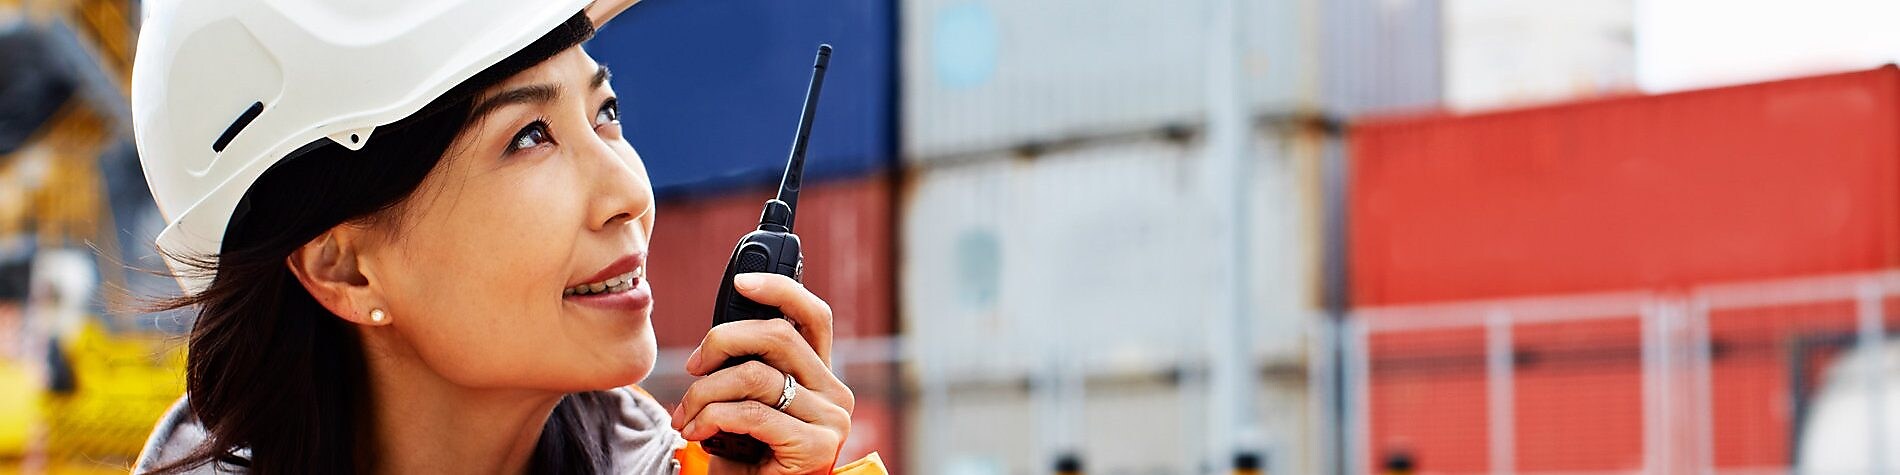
xmin=1485 ymin=309 xmax=1515 ymax=475
xmin=919 ymin=333 xmax=950 ymax=475
xmin=1345 ymin=318 xmax=1371 ymax=475
xmin=1857 ymin=281 xmax=1888 ymax=475
xmin=1641 ymin=300 xmax=1679 ymax=474
xmin=1203 ymin=0 xmax=1256 ymax=471
xmin=1309 ymin=317 xmax=1339 ymax=475
xmin=1691 ymin=297 xmax=1715 ymax=475
xmin=1641 ymin=301 xmax=1655 ymax=474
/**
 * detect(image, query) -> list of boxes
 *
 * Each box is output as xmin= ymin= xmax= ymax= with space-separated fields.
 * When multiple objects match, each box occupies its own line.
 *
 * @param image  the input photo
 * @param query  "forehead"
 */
xmin=487 ymin=45 xmax=602 ymax=92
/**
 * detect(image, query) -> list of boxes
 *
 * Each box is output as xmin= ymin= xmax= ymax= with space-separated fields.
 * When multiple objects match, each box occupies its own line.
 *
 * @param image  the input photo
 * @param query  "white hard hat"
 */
xmin=131 ymin=0 xmax=625 ymax=294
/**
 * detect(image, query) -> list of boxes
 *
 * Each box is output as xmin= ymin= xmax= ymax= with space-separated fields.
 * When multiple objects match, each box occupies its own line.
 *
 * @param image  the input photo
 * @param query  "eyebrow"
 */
xmin=467 ymin=65 xmax=614 ymax=124
xmin=469 ymin=84 xmax=559 ymax=124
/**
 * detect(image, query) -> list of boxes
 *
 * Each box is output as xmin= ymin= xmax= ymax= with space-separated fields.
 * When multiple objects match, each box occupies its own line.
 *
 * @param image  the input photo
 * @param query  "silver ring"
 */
xmin=775 ymin=372 xmax=798 ymax=411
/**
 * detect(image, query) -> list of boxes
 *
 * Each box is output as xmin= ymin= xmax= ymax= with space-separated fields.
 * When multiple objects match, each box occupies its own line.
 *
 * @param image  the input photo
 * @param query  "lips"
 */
xmin=563 ymin=252 xmax=646 ymax=297
xmin=563 ymin=267 xmax=643 ymax=296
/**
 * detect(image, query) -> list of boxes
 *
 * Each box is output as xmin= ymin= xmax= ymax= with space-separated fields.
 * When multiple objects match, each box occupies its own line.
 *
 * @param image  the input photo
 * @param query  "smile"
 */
xmin=563 ymin=263 xmax=645 ymax=296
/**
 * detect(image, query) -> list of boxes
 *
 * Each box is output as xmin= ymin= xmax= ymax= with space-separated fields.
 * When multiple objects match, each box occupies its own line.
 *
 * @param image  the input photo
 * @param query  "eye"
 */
xmin=506 ymin=120 xmax=553 ymax=154
xmin=594 ymin=98 xmax=620 ymax=127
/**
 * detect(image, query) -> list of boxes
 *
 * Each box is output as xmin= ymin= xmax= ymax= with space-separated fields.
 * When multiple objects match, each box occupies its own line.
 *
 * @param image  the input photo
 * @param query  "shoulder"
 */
xmin=134 ymin=389 xmax=686 ymax=474
xmin=133 ymin=395 xmax=245 ymax=474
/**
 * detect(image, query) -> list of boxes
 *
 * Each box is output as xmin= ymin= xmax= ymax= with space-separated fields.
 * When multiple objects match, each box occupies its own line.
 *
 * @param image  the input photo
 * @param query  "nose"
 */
xmin=581 ymin=135 xmax=654 ymax=232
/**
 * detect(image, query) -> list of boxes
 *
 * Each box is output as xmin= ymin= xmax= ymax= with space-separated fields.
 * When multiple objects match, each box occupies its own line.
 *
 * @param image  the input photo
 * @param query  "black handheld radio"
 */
xmin=700 ymin=44 xmax=831 ymax=463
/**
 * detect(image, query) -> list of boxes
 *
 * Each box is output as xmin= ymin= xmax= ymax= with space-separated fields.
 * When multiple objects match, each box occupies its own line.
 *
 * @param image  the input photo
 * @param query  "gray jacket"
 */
xmin=132 ymin=387 xmax=687 ymax=474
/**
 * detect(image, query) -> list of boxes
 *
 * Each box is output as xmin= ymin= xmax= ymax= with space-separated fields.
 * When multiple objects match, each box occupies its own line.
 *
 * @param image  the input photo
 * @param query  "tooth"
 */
xmin=593 ymin=282 xmax=609 ymax=292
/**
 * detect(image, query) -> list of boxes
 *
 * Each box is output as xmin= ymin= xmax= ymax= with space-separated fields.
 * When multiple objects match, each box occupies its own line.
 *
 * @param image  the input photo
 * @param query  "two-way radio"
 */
xmin=700 ymin=44 xmax=831 ymax=464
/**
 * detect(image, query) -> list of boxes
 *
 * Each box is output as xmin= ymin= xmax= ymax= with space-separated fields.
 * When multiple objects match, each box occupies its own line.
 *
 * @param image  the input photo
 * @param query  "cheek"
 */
xmin=403 ymin=174 xmax=569 ymax=309
xmin=377 ymin=172 xmax=649 ymax=389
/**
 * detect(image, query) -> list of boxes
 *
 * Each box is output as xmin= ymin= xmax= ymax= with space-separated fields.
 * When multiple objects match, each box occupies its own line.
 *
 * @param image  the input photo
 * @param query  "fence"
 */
xmin=1343 ymin=270 xmax=1900 ymax=475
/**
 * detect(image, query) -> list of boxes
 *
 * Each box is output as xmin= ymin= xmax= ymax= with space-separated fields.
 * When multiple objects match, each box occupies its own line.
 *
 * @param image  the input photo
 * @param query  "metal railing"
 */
xmin=1342 ymin=271 xmax=1900 ymax=475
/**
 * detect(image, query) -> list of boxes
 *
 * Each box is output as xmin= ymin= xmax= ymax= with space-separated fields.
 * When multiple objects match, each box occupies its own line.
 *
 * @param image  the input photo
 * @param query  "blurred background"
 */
xmin=7 ymin=0 xmax=1900 ymax=473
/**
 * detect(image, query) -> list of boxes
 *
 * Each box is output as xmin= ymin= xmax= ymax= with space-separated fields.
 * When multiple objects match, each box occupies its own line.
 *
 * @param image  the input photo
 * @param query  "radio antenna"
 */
xmin=769 ymin=44 xmax=831 ymax=231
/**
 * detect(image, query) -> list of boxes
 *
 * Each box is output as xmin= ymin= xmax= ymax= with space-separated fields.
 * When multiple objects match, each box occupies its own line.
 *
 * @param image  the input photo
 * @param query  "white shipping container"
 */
xmin=899 ymin=129 xmax=1319 ymax=383
xmin=1444 ymin=0 xmax=1636 ymax=112
xmin=906 ymin=378 xmax=1313 ymax=475
xmin=900 ymin=0 xmax=1319 ymax=162
xmin=1319 ymin=0 xmax=1444 ymax=119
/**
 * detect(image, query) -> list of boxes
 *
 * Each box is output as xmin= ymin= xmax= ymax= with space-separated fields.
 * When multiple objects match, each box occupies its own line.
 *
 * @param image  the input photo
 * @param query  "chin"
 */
xmin=595 ymin=325 xmax=658 ymax=389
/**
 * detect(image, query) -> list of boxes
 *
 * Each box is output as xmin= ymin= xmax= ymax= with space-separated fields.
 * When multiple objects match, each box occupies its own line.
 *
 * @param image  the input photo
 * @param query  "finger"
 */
xmin=672 ymin=360 xmax=851 ymax=430
xmin=733 ymin=272 xmax=834 ymax=364
xmin=680 ymin=400 xmax=844 ymax=474
xmin=684 ymin=318 xmax=840 ymax=395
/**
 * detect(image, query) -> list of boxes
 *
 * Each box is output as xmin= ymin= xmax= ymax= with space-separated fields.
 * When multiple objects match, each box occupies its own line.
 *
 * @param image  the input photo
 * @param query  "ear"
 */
xmin=286 ymin=228 xmax=387 ymax=326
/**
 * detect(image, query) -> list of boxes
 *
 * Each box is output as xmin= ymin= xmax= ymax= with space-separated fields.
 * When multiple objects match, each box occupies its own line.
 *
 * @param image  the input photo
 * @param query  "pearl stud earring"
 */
xmin=369 ymin=308 xmax=387 ymax=323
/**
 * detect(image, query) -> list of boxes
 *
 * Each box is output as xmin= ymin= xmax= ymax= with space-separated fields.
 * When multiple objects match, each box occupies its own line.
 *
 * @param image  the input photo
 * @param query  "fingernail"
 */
xmin=685 ymin=350 xmax=701 ymax=371
xmin=681 ymin=421 xmax=697 ymax=436
xmin=735 ymin=273 xmax=763 ymax=291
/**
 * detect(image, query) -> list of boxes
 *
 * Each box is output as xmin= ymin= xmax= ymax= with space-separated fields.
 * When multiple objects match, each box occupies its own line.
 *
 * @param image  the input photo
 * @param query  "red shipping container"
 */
xmin=1351 ymin=67 xmax=1900 ymax=473
xmin=645 ymin=174 xmax=897 ymax=348
xmin=1351 ymin=66 xmax=1900 ymax=307
xmin=642 ymin=173 xmax=901 ymax=469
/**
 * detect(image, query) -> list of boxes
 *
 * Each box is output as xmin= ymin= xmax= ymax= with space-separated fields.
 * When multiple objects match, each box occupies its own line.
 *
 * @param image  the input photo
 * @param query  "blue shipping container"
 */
xmin=586 ymin=0 xmax=895 ymax=197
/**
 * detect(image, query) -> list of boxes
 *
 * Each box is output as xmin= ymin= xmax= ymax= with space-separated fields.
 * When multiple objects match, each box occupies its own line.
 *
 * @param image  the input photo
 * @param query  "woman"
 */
xmin=127 ymin=1 xmax=875 ymax=473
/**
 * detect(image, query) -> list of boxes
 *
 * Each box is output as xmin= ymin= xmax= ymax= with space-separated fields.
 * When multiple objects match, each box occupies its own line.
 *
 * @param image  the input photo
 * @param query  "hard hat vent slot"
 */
xmin=211 ymin=101 xmax=264 ymax=153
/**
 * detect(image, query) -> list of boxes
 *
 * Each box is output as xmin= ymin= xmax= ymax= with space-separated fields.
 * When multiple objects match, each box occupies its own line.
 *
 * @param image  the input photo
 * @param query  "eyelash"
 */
xmin=505 ymin=118 xmax=553 ymax=154
xmin=502 ymin=98 xmax=621 ymax=155
xmin=596 ymin=98 xmax=620 ymax=126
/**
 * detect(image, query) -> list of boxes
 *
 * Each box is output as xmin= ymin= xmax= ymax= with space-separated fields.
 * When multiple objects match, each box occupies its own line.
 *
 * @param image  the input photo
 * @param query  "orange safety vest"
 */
xmin=674 ymin=440 xmax=889 ymax=475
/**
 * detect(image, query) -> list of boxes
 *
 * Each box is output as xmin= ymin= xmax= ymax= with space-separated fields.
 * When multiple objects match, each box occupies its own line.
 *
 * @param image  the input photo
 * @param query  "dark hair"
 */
xmin=146 ymin=21 xmax=616 ymax=475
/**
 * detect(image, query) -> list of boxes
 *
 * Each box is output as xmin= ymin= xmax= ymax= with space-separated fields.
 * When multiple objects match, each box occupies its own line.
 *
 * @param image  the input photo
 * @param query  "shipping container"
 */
xmin=1348 ymin=67 xmax=1900 ymax=474
xmin=1442 ymin=0 xmax=1636 ymax=112
xmin=907 ymin=374 xmax=1313 ymax=474
xmin=898 ymin=0 xmax=1320 ymax=162
xmin=913 ymin=381 xmax=1190 ymax=475
xmin=900 ymin=131 xmax=1320 ymax=381
xmin=1319 ymin=0 xmax=1443 ymax=119
xmin=638 ymin=172 xmax=902 ymax=468
xmin=1352 ymin=274 xmax=1900 ymax=474
xmin=830 ymin=358 xmax=908 ymax=475
xmin=644 ymin=173 xmax=895 ymax=348
xmin=900 ymin=126 xmax=1328 ymax=471
xmin=586 ymin=0 xmax=896 ymax=196
xmin=1350 ymin=66 xmax=1900 ymax=307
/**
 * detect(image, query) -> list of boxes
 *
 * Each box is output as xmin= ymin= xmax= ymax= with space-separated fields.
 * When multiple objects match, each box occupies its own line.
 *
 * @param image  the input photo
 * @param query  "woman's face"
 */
xmin=360 ymin=45 xmax=658 ymax=391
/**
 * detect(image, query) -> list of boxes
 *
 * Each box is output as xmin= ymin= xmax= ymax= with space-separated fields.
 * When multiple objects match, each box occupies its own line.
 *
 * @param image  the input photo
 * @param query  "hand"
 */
xmin=673 ymin=273 xmax=855 ymax=474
